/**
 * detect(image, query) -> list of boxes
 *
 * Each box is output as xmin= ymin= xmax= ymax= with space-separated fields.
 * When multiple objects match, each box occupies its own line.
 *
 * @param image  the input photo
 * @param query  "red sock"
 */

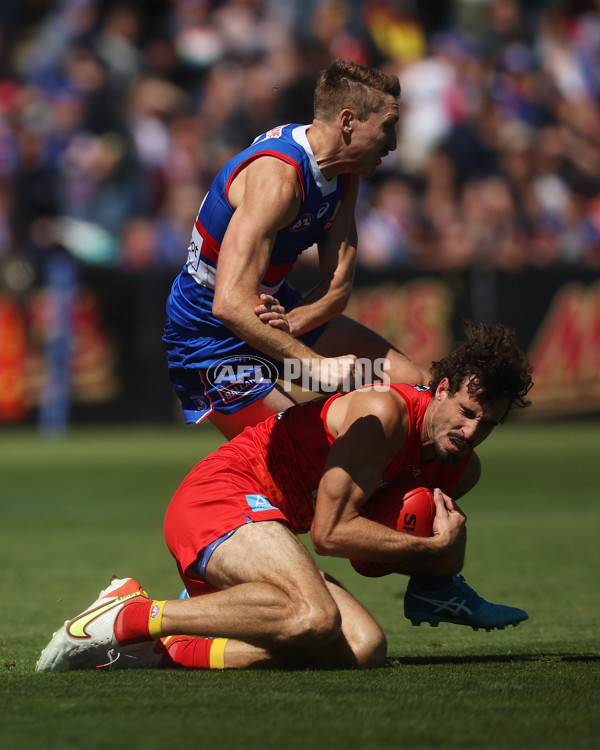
xmin=114 ymin=598 xmax=158 ymax=645
xmin=160 ymin=636 xmax=228 ymax=669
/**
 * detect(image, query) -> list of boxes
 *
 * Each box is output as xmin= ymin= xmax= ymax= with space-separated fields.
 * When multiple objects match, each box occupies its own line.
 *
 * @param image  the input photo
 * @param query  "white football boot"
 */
xmin=36 ymin=577 xmax=149 ymax=672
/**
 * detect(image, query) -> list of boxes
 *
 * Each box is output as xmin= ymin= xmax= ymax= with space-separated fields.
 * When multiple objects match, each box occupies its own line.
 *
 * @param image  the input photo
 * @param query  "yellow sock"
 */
xmin=160 ymin=636 xmax=230 ymax=669
xmin=148 ymin=600 xmax=167 ymax=640
xmin=208 ymin=638 xmax=228 ymax=669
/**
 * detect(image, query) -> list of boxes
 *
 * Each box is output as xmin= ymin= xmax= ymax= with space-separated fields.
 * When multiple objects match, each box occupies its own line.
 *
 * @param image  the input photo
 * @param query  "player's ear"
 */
xmin=340 ymin=108 xmax=354 ymax=134
xmin=435 ymin=378 xmax=450 ymax=401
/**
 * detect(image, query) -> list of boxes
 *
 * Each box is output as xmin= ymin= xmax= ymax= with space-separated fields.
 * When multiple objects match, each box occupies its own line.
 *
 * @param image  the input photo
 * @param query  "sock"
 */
xmin=411 ymin=575 xmax=453 ymax=591
xmin=114 ymin=598 xmax=167 ymax=645
xmin=161 ymin=636 xmax=229 ymax=669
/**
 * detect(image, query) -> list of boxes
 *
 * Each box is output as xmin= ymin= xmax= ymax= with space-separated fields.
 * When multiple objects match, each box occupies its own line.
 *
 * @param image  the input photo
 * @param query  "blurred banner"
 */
xmin=344 ymin=267 xmax=600 ymax=418
xmin=0 ymin=266 xmax=598 ymax=425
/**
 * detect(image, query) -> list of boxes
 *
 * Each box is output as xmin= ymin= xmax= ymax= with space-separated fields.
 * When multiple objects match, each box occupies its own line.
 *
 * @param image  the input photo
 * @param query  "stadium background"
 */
xmin=0 ymin=0 xmax=598 ymax=430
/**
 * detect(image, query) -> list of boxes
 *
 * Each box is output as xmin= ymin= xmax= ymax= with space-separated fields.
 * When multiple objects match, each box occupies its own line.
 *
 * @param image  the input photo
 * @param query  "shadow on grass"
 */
xmin=386 ymin=653 xmax=600 ymax=666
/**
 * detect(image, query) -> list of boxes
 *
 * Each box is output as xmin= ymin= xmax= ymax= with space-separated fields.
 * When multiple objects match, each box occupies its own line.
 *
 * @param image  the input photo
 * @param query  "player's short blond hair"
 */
xmin=313 ymin=59 xmax=401 ymax=123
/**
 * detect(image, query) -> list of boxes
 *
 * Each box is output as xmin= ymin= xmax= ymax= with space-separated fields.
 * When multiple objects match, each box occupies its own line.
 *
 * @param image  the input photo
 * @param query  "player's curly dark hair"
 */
xmin=428 ymin=321 xmax=533 ymax=422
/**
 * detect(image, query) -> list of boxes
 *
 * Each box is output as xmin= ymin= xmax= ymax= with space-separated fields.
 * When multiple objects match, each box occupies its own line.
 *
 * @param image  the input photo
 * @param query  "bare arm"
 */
xmin=212 ymin=156 xmax=356 ymax=387
xmin=449 ymin=452 xmax=481 ymax=500
xmin=279 ymin=175 xmax=359 ymax=337
xmin=310 ymin=389 xmax=466 ymax=574
xmin=212 ymin=156 xmax=312 ymax=361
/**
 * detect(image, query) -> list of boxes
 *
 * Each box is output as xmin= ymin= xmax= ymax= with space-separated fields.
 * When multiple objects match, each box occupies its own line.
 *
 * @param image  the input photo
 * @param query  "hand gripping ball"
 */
xmin=350 ymin=486 xmax=435 ymax=577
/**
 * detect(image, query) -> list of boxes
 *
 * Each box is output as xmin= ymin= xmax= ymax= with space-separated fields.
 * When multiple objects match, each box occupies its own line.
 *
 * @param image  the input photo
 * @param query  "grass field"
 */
xmin=1 ymin=420 xmax=599 ymax=750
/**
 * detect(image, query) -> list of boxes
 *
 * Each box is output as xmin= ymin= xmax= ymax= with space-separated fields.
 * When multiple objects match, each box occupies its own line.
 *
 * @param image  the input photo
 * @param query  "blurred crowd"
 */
xmin=1 ymin=0 xmax=600 ymax=294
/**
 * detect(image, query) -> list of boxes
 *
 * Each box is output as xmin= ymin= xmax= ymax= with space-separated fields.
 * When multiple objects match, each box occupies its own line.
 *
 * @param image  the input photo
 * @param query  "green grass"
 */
xmin=1 ymin=421 xmax=599 ymax=750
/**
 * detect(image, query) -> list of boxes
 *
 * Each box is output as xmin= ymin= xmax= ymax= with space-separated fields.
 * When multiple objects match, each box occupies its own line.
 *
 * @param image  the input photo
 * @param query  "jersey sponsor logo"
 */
xmin=317 ymin=203 xmax=330 ymax=219
xmin=291 ymin=213 xmax=313 ymax=232
xmin=264 ymin=125 xmax=286 ymax=139
xmin=186 ymin=239 xmax=201 ymax=272
xmin=245 ymin=494 xmax=277 ymax=511
xmin=254 ymin=125 xmax=288 ymax=143
xmin=186 ymin=195 xmax=209 ymax=271
xmin=207 ymin=355 xmax=279 ymax=404
xmin=323 ymin=199 xmax=342 ymax=232
xmin=411 ymin=384 xmax=431 ymax=392
xmin=188 ymin=256 xmax=216 ymax=289
xmin=404 ymin=463 xmax=422 ymax=478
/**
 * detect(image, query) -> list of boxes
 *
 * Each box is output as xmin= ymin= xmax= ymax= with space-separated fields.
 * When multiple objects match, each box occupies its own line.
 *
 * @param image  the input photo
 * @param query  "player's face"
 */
xmin=350 ymin=95 xmax=399 ymax=175
xmin=427 ymin=378 xmax=509 ymax=465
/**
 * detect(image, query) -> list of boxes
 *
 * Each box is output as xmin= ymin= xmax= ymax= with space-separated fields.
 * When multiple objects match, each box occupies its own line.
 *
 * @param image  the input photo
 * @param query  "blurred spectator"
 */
xmin=58 ymin=130 xmax=144 ymax=234
xmin=94 ymin=2 xmax=144 ymax=93
xmin=11 ymin=126 xmax=59 ymax=257
xmin=1 ymin=0 xmax=600 ymax=281
xmin=356 ymin=176 xmax=416 ymax=268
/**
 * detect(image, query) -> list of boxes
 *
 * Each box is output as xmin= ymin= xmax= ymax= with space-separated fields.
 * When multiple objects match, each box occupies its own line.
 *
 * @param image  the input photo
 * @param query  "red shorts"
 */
xmin=164 ymin=454 xmax=289 ymax=596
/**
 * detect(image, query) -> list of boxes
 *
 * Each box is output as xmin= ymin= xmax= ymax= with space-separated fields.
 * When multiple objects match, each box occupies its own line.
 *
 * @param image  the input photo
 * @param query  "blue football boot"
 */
xmin=404 ymin=575 xmax=529 ymax=631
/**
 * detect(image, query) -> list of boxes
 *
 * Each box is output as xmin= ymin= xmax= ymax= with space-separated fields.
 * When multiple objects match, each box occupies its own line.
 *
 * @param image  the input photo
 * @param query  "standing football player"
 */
xmin=163 ymin=58 xmax=426 ymax=440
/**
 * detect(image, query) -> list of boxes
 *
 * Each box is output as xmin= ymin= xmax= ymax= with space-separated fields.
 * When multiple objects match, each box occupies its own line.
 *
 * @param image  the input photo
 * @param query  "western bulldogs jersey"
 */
xmin=166 ymin=123 xmax=351 ymax=330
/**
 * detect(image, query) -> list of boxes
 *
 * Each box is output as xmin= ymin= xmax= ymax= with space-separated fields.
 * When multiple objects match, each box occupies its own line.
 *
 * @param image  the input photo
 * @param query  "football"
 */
xmin=350 ymin=485 xmax=435 ymax=577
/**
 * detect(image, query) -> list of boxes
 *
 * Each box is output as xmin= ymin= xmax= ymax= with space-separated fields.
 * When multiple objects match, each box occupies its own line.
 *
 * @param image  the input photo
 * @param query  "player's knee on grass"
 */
xmin=354 ymin=626 xmax=387 ymax=669
xmin=334 ymin=611 xmax=387 ymax=669
xmin=284 ymin=593 xmax=342 ymax=647
xmin=301 ymin=617 xmax=387 ymax=669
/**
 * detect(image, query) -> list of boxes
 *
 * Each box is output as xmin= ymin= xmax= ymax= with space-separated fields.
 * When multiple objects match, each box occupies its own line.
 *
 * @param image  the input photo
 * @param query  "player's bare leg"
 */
xmin=312 ymin=313 xmax=427 ymax=386
xmin=166 ymin=570 xmax=386 ymax=670
xmin=162 ymin=522 xmax=339 ymax=645
xmin=207 ymin=383 xmax=297 ymax=439
xmin=37 ymin=523 xmax=343 ymax=672
xmin=297 ymin=572 xmax=386 ymax=669
xmin=160 ymin=522 xmax=385 ymax=667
